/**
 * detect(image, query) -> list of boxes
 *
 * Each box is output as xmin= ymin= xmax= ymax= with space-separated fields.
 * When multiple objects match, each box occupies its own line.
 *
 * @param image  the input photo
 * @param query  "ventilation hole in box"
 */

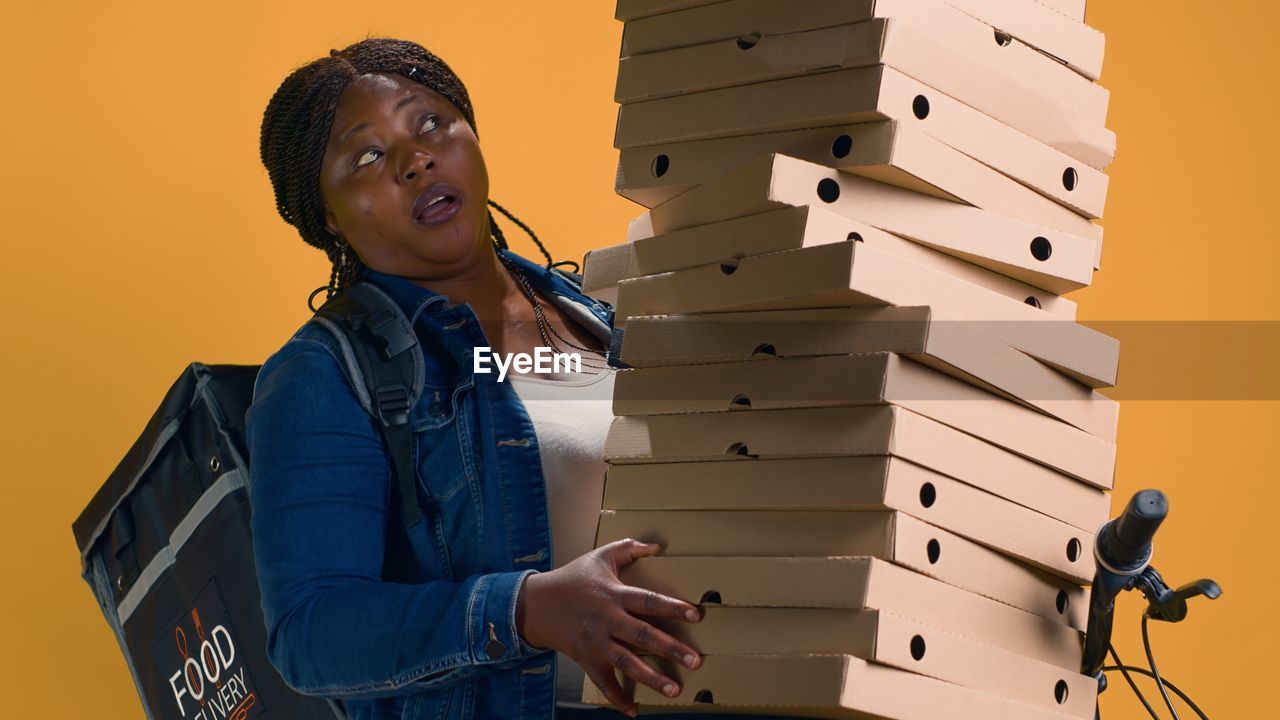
xmin=817 ymin=178 xmax=841 ymax=203
xmin=926 ymin=539 xmax=941 ymax=564
xmin=1025 ymin=296 xmax=1042 ymax=309
xmin=735 ymin=32 xmax=761 ymax=50
xmin=847 ymin=231 xmax=864 ymax=242
xmin=919 ymin=483 xmax=936 ymax=508
xmin=1055 ymin=680 xmax=1070 ymax=704
xmin=912 ymin=95 xmax=930 ymax=120
xmin=724 ymin=442 xmax=751 ymax=457
xmin=910 ymin=635 xmax=927 ymax=661
xmin=729 ymin=394 xmax=752 ymax=409
xmin=651 ymin=154 xmax=670 ymax=178
xmin=1030 ymin=236 xmax=1053 ymax=261
xmin=994 ymin=29 xmax=1013 ymax=47
xmin=700 ymin=590 xmax=722 ymax=605
xmin=694 ymin=690 xmax=715 ymax=704
xmin=831 ymin=134 xmax=854 ymax=159
xmin=1056 ymin=590 xmax=1070 ymax=615
xmin=1067 ymin=538 xmax=1082 ymax=562
xmin=752 ymin=343 xmax=777 ymax=356
xmin=719 ymin=260 xmax=739 ymax=275
xmin=1063 ymin=166 xmax=1078 ymax=191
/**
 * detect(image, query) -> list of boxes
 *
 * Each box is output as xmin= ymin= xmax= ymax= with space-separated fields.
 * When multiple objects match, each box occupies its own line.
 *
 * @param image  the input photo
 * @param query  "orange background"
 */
xmin=1 ymin=0 xmax=1273 ymax=716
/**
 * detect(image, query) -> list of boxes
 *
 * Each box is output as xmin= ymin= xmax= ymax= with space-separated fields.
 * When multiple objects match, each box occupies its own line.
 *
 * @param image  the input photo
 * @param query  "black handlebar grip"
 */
xmin=1083 ymin=489 xmax=1170 ymax=678
xmin=1111 ymin=489 xmax=1168 ymax=566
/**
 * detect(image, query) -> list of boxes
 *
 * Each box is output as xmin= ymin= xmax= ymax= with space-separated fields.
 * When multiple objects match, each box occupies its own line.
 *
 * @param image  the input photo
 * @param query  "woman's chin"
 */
xmin=409 ymin=226 xmax=490 ymax=265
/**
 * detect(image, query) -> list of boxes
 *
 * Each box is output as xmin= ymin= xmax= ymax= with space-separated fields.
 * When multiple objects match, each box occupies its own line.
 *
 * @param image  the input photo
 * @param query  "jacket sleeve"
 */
xmin=245 ymin=338 xmax=546 ymax=701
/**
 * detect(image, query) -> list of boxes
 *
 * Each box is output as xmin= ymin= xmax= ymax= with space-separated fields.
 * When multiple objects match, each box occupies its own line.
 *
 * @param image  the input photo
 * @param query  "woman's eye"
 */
xmin=351 ymin=115 xmax=436 ymax=170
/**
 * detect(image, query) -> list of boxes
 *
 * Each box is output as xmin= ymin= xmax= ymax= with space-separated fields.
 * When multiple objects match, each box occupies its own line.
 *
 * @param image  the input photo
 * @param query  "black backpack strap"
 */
xmin=607 ymin=326 xmax=630 ymax=369
xmin=549 ymin=265 xmax=585 ymax=291
xmin=314 ymin=282 xmax=429 ymax=529
xmin=548 ymin=259 xmax=627 ymax=367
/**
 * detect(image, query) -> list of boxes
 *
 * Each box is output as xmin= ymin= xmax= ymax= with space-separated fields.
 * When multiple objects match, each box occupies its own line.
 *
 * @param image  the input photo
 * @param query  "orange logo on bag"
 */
xmin=154 ymin=578 xmax=263 ymax=719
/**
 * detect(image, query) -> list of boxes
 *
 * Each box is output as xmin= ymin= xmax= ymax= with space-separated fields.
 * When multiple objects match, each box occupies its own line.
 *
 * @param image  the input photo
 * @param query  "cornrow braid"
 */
xmin=259 ymin=37 xmax=555 ymax=312
xmin=487 ymin=200 xmax=556 ymax=266
xmin=321 ymin=241 xmax=364 ymax=308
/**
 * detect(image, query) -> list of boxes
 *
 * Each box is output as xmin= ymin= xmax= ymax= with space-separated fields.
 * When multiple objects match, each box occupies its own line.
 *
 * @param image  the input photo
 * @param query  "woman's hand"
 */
xmin=515 ymin=538 xmax=703 ymax=717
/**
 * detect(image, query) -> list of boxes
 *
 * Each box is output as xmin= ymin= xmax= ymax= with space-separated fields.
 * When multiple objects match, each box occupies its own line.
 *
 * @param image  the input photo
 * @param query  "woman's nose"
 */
xmin=398 ymin=149 xmax=435 ymax=183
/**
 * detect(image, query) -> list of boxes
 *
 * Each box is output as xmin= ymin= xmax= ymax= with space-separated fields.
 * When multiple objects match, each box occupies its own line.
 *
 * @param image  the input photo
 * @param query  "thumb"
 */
xmin=604 ymin=538 xmax=661 ymax=572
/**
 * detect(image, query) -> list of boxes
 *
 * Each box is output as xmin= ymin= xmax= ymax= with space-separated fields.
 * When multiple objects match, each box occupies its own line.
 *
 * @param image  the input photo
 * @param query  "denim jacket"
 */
xmin=245 ymin=247 xmax=617 ymax=720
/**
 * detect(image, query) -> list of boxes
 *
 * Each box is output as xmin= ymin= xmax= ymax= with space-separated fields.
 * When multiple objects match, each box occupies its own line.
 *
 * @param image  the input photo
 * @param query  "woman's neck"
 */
xmin=399 ymin=249 xmax=520 ymax=315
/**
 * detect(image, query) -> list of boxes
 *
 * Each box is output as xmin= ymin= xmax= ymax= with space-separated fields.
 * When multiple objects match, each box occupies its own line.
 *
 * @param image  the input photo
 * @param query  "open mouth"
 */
xmin=413 ymin=184 xmax=463 ymax=225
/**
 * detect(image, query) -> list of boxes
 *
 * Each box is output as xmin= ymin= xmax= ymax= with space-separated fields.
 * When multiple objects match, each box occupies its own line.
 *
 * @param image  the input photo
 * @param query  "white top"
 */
xmin=507 ymin=363 xmax=616 ymax=706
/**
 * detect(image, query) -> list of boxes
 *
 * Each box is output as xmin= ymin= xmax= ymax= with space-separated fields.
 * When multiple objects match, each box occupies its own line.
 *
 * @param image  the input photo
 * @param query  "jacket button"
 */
xmin=485 ymin=621 xmax=506 ymax=659
xmin=485 ymin=637 xmax=506 ymax=660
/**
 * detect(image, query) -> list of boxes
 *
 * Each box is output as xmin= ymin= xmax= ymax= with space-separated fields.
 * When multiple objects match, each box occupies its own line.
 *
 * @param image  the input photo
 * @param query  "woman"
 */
xmin=248 ymin=37 xmax=722 ymax=720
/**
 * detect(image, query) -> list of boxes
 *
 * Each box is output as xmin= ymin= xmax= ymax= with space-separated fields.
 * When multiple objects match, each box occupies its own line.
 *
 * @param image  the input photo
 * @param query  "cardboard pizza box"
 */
xmin=945 ymin=0 xmax=1104 ymax=79
xmin=583 ymin=654 xmax=1082 ymax=719
xmin=601 ymin=207 xmax=1080 ymax=319
xmin=622 ymin=555 xmax=1086 ymax=657
xmin=629 ymin=154 xmax=1099 ymax=294
xmin=617 ymin=12 xmax=1106 ymax=125
xmin=617 ymin=120 xmax=1106 ymax=225
xmin=614 ymin=0 xmax=721 ymax=21
xmin=603 ymin=454 xmax=1097 ymax=581
xmin=610 ymin=352 xmax=1116 ymax=488
xmin=581 ymin=243 xmax=633 ymax=305
xmin=617 ymin=305 xmax=1118 ymax=441
xmin=619 ymin=0 xmax=870 ymax=56
xmin=647 ymin=607 xmax=1094 ymax=715
xmin=616 ymin=63 xmax=1111 ymax=192
xmin=613 ymin=241 xmax=1119 ymax=388
xmin=603 ymin=405 xmax=1109 ymax=533
xmin=620 ymin=0 xmax=1104 ymax=80
xmin=1034 ymin=0 xmax=1088 ymax=22
xmin=596 ymin=508 xmax=1084 ymax=629
xmin=616 ymin=15 xmax=1112 ymax=168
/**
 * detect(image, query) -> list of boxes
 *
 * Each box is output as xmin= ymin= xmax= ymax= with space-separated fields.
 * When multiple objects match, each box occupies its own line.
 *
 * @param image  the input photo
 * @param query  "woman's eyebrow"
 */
xmin=335 ymin=94 xmax=430 ymax=148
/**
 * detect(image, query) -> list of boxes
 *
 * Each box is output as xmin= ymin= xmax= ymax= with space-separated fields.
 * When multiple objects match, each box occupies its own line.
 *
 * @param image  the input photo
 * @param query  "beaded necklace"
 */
xmin=497 ymin=252 xmax=610 ymax=373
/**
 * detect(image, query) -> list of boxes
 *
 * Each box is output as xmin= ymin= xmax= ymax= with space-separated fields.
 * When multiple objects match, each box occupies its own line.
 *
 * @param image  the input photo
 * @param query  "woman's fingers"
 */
xmin=583 ymin=663 xmax=637 ymax=718
xmin=613 ymin=614 xmax=702 ymax=670
xmin=562 ymin=539 xmax=702 ymax=716
xmin=601 ymin=537 xmax=661 ymax=572
xmin=608 ymin=640 xmax=684 ymax=701
xmin=617 ymin=584 xmax=702 ymax=624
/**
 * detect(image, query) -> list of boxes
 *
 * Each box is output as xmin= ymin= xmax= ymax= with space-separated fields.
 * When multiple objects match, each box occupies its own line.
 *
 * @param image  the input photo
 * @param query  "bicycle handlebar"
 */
xmin=1082 ymin=489 xmax=1168 ymax=681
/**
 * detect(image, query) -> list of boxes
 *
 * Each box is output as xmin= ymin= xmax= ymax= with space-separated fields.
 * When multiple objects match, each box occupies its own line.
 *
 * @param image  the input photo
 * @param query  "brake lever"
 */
xmin=1134 ymin=567 xmax=1223 ymax=623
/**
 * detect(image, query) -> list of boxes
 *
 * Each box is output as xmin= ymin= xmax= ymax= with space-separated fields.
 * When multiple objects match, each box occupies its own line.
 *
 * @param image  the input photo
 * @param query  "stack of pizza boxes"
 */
xmin=581 ymin=1 xmax=1116 ymax=718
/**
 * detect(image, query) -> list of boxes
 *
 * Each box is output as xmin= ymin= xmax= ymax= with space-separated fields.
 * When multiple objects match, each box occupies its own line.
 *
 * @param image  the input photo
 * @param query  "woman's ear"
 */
xmin=323 ymin=204 xmax=341 ymax=238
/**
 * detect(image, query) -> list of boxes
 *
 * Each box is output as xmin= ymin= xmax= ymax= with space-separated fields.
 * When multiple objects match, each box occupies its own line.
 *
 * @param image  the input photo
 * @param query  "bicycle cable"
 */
xmin=1142 ymin=613 xmax=1182 ymax=720
xmin=1108 ymin=643 xmax=1164 ymax=720
xmin=1102 ymin=664 xmax=1209 ymax=720
xmin=1098 ymin=623 xmax=1210 ymax=720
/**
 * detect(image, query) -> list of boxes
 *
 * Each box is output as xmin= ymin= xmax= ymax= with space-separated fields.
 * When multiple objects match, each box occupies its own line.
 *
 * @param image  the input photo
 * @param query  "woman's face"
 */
xmin=318 ymin=72 xmax=490 ymax=278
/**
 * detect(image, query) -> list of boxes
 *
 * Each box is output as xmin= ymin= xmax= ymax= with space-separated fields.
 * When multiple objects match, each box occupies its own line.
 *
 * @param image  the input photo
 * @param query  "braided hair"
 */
xmin=259 ymin=37 xmax=571 ymax=312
